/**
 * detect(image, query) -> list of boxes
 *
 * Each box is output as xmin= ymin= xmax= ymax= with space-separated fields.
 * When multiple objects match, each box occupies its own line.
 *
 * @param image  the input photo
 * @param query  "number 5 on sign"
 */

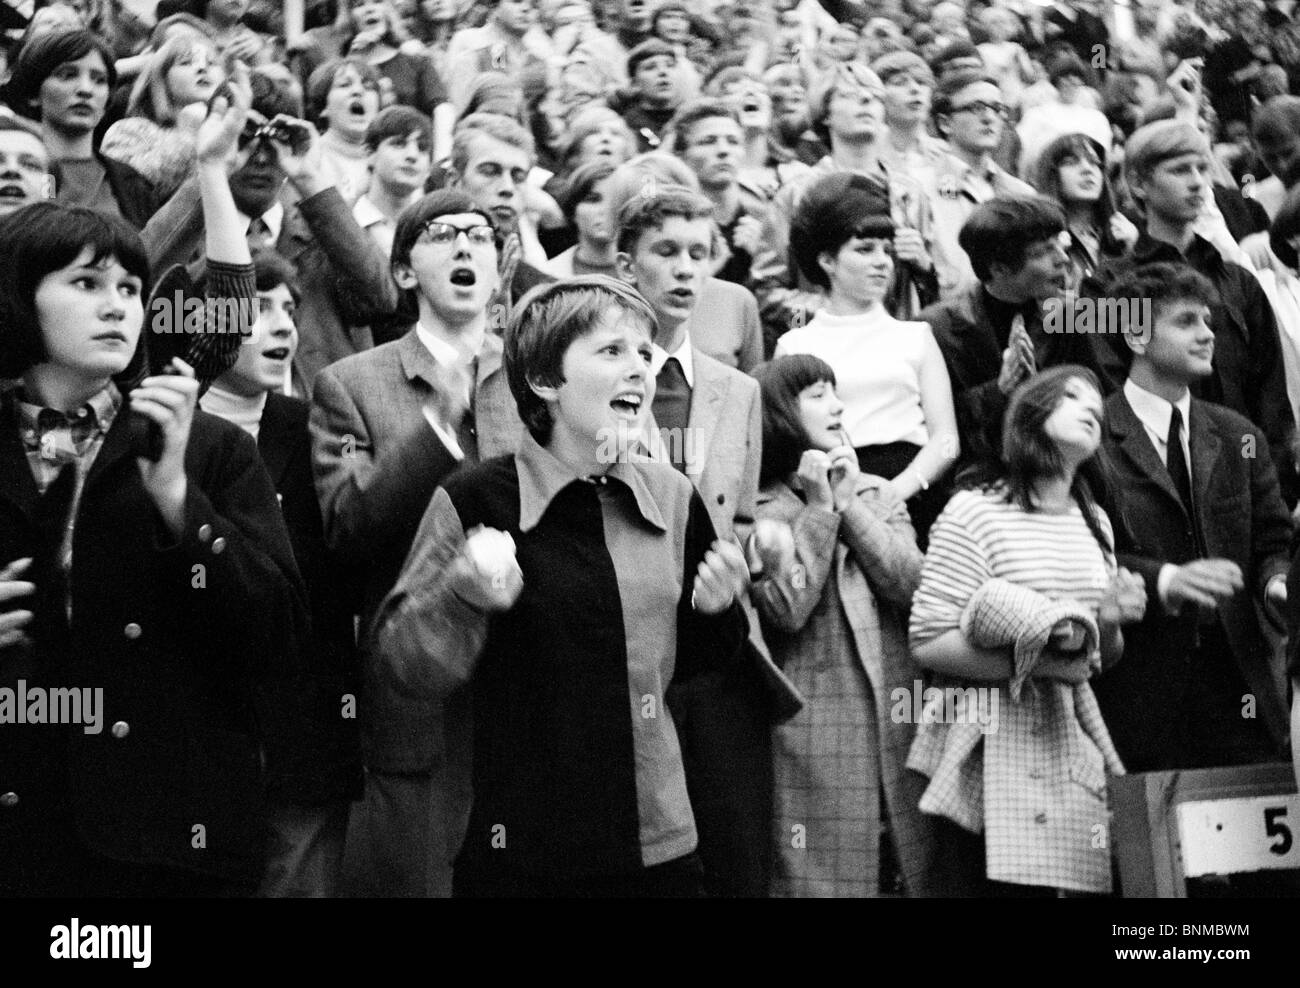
xmin=1176 ymin=794 xmax=1300 ymax=877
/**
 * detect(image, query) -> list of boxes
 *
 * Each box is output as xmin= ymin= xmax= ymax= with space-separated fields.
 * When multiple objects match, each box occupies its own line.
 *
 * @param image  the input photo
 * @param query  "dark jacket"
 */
xmin=1083 ymin=232 xmax=1300 ymax=507
xmin=0 ymin=401 xmax=309 ymax=895
xmin=919 ymin=283 xmax=1105 ymax=468
xmin=252 ymin=393 xmax=363 ymax=807
xmin=101 ymin=153 xmax=164 ymax=229
xmin=1096 ymin=390 xmax=1292 ymax=771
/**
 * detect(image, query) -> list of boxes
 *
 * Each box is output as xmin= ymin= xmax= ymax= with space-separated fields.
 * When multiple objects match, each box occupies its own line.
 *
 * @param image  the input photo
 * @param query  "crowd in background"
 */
xmin=3 ymin=0 xmax=1300 ymax=898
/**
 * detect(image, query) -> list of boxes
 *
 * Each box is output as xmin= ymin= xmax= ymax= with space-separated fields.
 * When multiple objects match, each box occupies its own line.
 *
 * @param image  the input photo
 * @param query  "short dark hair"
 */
xmin=615 ymin=184 xmax=713 ymax=255
xmin=391 ymin=189 xmax=496 ymax=270
xmin=305 ymin=57 xmax=381 ymax=131
xmin=668 ymin=97 xmax=741 ymax=149
xmin=958 ymin=195 xmax=1067 ymax=283
xmin=929 ymin=39 xmax=981 ymax=77
xmin=252 ymin=249 xmax=302 ymax=305
xmin=505 ymin=276 xmax=657 ymax=445
xmin=364 ymin=105 xmax=433 ymax=153
xmin=790 ymin=171 xmax=894 ymax=290
xmin=757 ymin=354 xmax=838 ymax=488
xmin=250 ymin=66 xmax=304 ymax=121
xmin=931 ymin=68 xmax=1000 ymax=123
xmin=0 ymin=202 xmax=150 ymax=379
xmin=627 ymin=38 xmax=676 ymax=78
xmin=6 ymin=29 xmax=116 ymax=121
xmin=1103 ymin=262 xmax=1218 ymax=334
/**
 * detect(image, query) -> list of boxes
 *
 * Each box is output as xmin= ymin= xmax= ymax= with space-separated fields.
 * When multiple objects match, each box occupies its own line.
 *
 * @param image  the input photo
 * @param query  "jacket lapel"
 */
xmin=257 ymin=396 xmax=293 ymax=489
xmin=1106 ymin=391 xmax=1187 ymax=517
xmin=0 ymin=392 xmax=39 ymax=523
xmin=685 ymin=349 xmax=727 ymax=484
xmin=1188 ymin=399 xmax=1222 ymax=541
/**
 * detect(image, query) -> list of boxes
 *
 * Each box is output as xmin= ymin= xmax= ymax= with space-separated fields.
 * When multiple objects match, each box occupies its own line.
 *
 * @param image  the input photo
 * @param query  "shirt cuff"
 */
xmin=1157 ymin=563 xmax=1178 ymax=614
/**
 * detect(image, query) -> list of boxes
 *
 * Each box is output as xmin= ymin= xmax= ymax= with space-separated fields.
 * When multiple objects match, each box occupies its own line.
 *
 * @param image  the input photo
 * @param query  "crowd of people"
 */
xmin=2 ymin=0 xmax=1300 ymax=899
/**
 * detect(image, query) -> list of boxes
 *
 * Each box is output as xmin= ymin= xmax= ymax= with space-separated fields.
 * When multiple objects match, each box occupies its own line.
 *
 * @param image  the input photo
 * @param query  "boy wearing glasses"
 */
xmin=311 ymin=189 xmax=523 ymax=897
xmin=923 ymin=69 xmax=1034 ymax=300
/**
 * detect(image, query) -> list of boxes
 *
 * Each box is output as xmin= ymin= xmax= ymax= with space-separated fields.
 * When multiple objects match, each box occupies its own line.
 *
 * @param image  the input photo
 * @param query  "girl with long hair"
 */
xmin=1033 ymin=132 xmax=1137 ymax=290
xmin=908 ymin=365 xmax=1147 ymax=895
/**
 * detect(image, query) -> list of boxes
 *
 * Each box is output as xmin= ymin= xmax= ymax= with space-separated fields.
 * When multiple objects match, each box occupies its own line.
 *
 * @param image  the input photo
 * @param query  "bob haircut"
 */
xmin=252 ymin=248 xmax=302 ymax=305
xmin=505 ymin=275 xmax=658 ymax=446
xmin=1034 ymin=133 xmax=1123 ymax=250
xmin=757 ymin=353 xmax=838 ymax=488
xmin=306 ymin=56 xmax=382 ymax=131
xmin=559 ymin=105 xmax=635 ymax=171
xmin=615 ymin=183 xmax=713 ymax=256
xmin=0 ymin=202 xmax=151 ymax=379
xmin=7 ymin=28 xmax=117 ymax=121
xmin=960 ymin=364 xmax=1113 ymax=554
xmin=808 ymin=62 xmax=883 ymax=149
xmin=560 ymin=158 xmax=616 ymax=221
xmin=364 ymin=104 xmax=434 ymax=152
xmin=390 ymin=188 xmax=496 ymax=270
xmin=957 ymin=195 xmax=1067 ymax=283
xmin=126 ymin=32 xmax=224 ymax=125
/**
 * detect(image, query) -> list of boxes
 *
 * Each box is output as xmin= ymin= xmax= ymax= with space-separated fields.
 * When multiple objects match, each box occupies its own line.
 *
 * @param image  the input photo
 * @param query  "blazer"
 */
xmin=919 ymin=284 xmax=1104 ymax=468
xmin=1096 ymin=390 xmax=1293 ymax=769
xmin=252 ymin=393 xmax=363 ymax=807
xmin=310 ymin=328 xmax=522 ymax=768
xmin=0 ymin=400 xmax=308 ymax=894
xmin=685 ymin=279 xmax=764 ymax=373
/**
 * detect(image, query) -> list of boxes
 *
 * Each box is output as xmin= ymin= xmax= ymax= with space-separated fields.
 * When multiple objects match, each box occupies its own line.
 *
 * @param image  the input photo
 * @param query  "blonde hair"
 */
xmin=127 ymin=33 xmax=224 ymax=126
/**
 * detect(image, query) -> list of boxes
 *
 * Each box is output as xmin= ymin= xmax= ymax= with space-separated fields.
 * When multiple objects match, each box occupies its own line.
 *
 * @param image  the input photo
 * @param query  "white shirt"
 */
xmin=416 ymin=321 xmax=475 ymax=460
xmin=240 ymin=200 xmax=285 ymax=245
xmin=353 ymin=194 xmax=395 ymax=259
xmin=1123 ymin=377 xmax=1192 ymax=471
xmin=775 ymin=306 xmax=932 ymax=448
xmin=650 ymin=334 xmax=695 ymax=389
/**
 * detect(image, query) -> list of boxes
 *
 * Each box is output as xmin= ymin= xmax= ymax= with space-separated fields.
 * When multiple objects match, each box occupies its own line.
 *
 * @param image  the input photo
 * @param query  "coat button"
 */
xmin=211 ymin=537 xmax=227 ymax=555
xmin=198 ymin=524 xmax=213 ymax=542
xmin=111 ymin=721 xmax=130 ymax=740
xmin=1034 ymin=812 xmax=1048 ymax=825
xmin=717 ymin=494 xmax=725 ymax=505
xmin=123 ymin=622 xmax=142 ymax=640
xmin=0 ymin=791 xmax=17 ymax=808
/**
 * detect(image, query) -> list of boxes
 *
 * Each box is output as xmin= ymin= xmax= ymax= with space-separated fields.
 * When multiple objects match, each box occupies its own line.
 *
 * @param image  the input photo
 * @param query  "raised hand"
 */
xmin=451 ymin=526 xmax=524 ymax=612
xmin=796 ymin=449 xmax=835 ymax=511
xmin=692 ymin=539 xmax=749 ymax=615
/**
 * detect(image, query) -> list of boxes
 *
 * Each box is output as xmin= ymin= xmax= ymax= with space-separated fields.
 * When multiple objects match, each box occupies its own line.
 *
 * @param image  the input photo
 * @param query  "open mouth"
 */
xmin=349 ymin=98 xmax=368 ymax=117
xmin=449 ymin=267 xmax=477 ymax=287
xmin=610 ymin=392 xmax=643 ymax=415
xmin=262 ymin=347 xmax=290 ymax=361
xmin=0 ymin=184 xmax=28 ymax=202
xmin=667 ymin=288 xmax=695 ymax=305
xmin=742 ymin=99 xmax=761 ymax=113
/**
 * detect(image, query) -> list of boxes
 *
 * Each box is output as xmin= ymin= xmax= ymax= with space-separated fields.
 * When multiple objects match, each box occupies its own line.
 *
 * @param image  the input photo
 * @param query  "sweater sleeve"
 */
xmin=909 ymin=492 xmax=996 ymax=650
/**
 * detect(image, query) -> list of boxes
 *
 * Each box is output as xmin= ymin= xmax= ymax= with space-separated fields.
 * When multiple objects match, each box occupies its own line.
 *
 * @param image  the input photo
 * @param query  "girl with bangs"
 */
xmin=101 ymin=32 xmax=227 ymax=198
xmin=752 ymin=353 xmax=939 ymax=898
xmin=1033 ymin=132 xmax=1137 ymax=291
xmin=908 ymin=365 xmax=1147 ymax=896
xmin=0 ymin=79 xmax=307 ymax=896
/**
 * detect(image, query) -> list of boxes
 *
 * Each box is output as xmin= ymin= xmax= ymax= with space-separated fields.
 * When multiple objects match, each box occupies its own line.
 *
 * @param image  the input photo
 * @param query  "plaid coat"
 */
xmin=907 ymin=489 xmax=1125 ymax=894
xmin=754 ymin=476 xmax=941 ymax=897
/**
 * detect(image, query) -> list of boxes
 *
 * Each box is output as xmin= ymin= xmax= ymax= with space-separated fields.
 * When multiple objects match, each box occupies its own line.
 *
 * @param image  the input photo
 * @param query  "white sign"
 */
xmin=1176 ymin=794 xmax=1300 ymax=877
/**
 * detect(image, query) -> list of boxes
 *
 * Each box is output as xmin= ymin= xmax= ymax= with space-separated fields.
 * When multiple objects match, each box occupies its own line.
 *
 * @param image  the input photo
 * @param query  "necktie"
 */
xmin=1166 ymin=405 xmax=1194 ymax=515
xmin=653 ymin=356 xmax=691 ymax=472
xmin=248 ymin=217 xmax=273 ymax=253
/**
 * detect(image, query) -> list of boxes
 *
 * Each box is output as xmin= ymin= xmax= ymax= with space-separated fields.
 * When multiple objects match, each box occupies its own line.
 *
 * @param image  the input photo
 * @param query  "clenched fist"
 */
xmin=451 ymin=526 xmax=524 ymax=612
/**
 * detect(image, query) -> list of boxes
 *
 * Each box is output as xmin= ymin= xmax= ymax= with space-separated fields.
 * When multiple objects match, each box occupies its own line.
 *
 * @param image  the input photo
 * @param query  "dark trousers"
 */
xmin=854 ymin=441 xmax=948 ymax=549
xmin=453 ymin=852 xmax=705 ymax=898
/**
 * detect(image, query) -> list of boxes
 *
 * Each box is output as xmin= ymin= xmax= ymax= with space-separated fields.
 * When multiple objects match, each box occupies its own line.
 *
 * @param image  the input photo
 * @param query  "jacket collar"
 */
xmin=1132 ymin=230 xmax=1223 ymax=273
xmin=397 ymin=326 xmax=504 ymax=391
xmin=516 ymin=430 xmax=667 ymax=534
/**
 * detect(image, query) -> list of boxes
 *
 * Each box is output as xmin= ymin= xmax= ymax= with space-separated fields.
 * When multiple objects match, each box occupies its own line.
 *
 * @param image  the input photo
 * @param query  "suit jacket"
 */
xmin=1096 ymin=390 xmax=1293 ymax=770
xmin=646 ymin=347 xmax=801 ymax=895
xmin=252 ymin=393 xmax=363 ymax=807
xmin=687 ymin=279 xmax=764 ymax=373
xmin=1084 ymin=232 xmax=1299 ymax=507
xmin=310 ymin=328 xmax=522 ymax=768
xmin=920 ymin=284 xmax=1104 ymax=469
xmin=0 ymin=400 xmax=308 ymax=894
xmin=139 ymin=179 xmax=400 ymax=396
